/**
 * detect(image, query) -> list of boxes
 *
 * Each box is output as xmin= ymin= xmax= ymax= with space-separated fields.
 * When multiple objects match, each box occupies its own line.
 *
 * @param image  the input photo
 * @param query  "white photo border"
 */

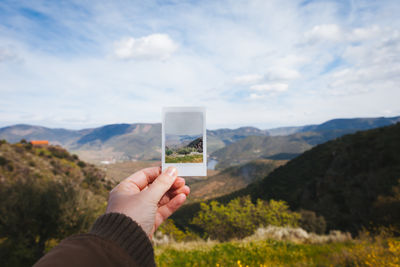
xmin=162 ymin=106 xmax=207 ymax=176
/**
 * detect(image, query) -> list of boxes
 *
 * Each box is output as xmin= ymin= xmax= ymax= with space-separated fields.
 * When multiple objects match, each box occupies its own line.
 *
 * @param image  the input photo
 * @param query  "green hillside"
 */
xmin=0 ymin=140 xmax=111 ymax=266
xmin=173 ymin=123 xmax=400 ymax=234
xmin=187 ymin=159 xmax=286 ymax=202
xmin=212 ymin=116 xmax=400 ymax=169
xmin=223 ymin=123 xmax=400 ymax=233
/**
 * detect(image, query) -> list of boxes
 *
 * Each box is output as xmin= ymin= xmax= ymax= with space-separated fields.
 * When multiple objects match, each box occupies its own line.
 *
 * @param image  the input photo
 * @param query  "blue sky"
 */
xmin=0 ymin=0 xmax=399 ymax=129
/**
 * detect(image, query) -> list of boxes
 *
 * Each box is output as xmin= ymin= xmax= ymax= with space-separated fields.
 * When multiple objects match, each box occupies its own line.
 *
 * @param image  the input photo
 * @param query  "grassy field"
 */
xmin=166 ymin=154 xmax=203 ymax=163
xmin=155 ymin=237 xmax=400 ymax=267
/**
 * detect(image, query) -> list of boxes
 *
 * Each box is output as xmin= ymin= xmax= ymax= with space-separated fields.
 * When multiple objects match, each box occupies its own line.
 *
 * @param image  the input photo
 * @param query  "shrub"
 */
xmin=48 ymin=146 xmax=70 ymax=159
xmin=191 ymin=196 xmax=300 ymax=241
xmin=0 ymin=177 xmax=104 ymax=266
xmin=0 ymin=156 xmax=8 ymax=166
xmin=155 ymin=219 xmax=199 ymax=243
xmin=299 ymin=210 xmax=327 ymax=234
xmin=20 ymin=139 xmax=27 ymax=144
xmin=25 ymin=143 xmax=33 ymax=150
xmin=166 ymin=149 xmax=173 ymax=156
xmin=77 ymin=161 xmax=86 ymax=168
xmin=176 ymin=147 xmax=197 ymax=155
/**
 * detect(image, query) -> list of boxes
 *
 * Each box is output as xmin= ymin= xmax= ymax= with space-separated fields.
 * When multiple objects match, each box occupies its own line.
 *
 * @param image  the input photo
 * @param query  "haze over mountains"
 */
xmin=0 ymin=116 xmax=399 ymax=164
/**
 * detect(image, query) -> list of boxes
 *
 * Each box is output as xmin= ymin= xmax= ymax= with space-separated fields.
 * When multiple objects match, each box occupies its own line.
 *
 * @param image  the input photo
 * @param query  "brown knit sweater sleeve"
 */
xmin=34 ymin=213 xmax=155 ymax=267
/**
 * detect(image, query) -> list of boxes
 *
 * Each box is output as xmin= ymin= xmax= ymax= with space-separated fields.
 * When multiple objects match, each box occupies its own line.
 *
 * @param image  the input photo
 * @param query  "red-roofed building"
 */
xmin=30 ymin=140 xmax=49 ymax=146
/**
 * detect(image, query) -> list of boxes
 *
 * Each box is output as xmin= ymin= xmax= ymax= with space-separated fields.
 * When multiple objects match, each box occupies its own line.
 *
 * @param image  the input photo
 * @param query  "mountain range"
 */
xmin=172 ymin=122 xmax=400 ymax=234
xmin=0 ymin=116 xmax=399 ymax=164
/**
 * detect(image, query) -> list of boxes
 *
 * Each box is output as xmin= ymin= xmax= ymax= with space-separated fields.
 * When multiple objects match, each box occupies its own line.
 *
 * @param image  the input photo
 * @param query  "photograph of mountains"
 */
xmin=1 ymin=0 xmax=400 ymax=266
xmin=165 ymin=134 xmax=203 ymax=163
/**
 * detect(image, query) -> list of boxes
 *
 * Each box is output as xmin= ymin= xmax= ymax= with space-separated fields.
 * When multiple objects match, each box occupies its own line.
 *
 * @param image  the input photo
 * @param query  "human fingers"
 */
xmin=171 ymin=177 xmax=185 ymax=190
xmin=117 ymin=166 xmax=162 ymax=193
xmin=154 ymin=193 xmax=187 ymax=230
xmin=144 ymin=167 xmax=178 ymax=202
xmin=158 ymin=185 xmax=190 ymax=206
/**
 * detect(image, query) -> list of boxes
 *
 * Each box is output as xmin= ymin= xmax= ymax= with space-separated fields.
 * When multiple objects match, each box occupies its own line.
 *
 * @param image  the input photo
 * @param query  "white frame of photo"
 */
xmin=162 ymin=106 xmax=207 ymax=176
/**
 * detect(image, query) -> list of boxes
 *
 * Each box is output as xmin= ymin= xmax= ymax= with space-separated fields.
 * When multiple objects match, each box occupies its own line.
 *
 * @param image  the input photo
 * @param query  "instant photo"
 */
xmin=162 ymin=107 xmax=207 ymax=176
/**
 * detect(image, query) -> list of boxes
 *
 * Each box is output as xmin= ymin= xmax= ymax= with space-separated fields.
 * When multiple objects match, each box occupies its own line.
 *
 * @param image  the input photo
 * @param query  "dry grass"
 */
xmin=154 ymin=227 xmax=400 ymax=267
xmin=244 ymin=226 xmax=352 ymax=244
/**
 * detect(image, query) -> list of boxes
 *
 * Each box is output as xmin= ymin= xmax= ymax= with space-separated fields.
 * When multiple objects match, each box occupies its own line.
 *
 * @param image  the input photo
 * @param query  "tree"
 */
xmin=0 ymin=177 xmax=104 ymax=266
xmin=191 ymin=196 xmax=300 ymax=241
xmin=299 ymin=210 xmax=327 ymax=234
xmin=166 ymin=148 xmax=173 ymax=156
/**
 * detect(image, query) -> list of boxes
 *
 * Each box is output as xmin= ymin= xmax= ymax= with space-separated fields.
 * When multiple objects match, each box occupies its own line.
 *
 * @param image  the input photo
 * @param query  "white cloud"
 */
xmin=304 ymin=24 xmax=343 ymax=43
xmin=1 ymin=0 xmax=400 ymax=129
xmin=233 ymin=74 xmax=263 ymax=84
xmin=349 ymin=25 xmax=382 ymax=42
xmin=114 ymin=34 xmax=178 ymax=60
xmin=250 ymin=83 xmax=289 ymax=92
xmin=320 ymin=27 xmax=400 ymax=96
xmin=0 ymin=47 xmax=18 ymax=62
xmin=265 ymin=68 xmax=301 ymax=81
xmin=249 ymin=93 xmax=266 ymax=100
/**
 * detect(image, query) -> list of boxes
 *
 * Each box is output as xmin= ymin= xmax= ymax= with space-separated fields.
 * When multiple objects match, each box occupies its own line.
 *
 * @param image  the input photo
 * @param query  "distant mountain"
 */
xmin=207 ymin=127 xmax=269 ymax=152
xmin=267 ymin=116 xmax=400 ymax=136
xmin=0 ymin=124 xmax=83 ymax=145
xmin=211 ymin=134 xmax=312 ymax=169
xmin=212 ymin=116 xmax=400 ymax=169
xmin=187 ymin=137 xmax=203 ymax=152
xmin=266 ymin=126 xmax=304 ymax=136
xmin=0 ymin=123 xmax=161 ymax=162
xmin=166 ymin=134 xmax=202 ymax=148
xmin=76 ymin=124 xmax=133 ymax=144
xmin=0 ymin=116 xmax=399 ymax=164
xmin=0 ymin=124 xmax=269 ymax=163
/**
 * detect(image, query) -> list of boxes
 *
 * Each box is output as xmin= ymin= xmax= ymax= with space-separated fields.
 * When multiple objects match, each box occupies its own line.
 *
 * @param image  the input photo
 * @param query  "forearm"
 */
xmin=34 ymin=213 xmax=155 ymax=267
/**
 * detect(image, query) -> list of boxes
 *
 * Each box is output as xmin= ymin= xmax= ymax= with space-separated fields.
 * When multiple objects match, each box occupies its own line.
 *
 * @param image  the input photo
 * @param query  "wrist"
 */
xmin=90 ymin=213 xmax=155 ymax=266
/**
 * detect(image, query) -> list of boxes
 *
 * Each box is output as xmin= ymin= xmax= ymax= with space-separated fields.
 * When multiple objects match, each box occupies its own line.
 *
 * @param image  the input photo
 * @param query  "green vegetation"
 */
xmin=298 ymin=209 xmax=327 ymax=234
xmin=166 ymin=148 xmax=173 ymax=155
xmin=156 ymin=219 xmax=199 ymax=242
xmin=195 ymin=123 xmax=400 ymax=235
xmin=155 ymin=236 xmax=400 ymax=267
xmin=245 ymin=123 xmax=400 ymax=234
xmin=166 ymin=154 xmax=203 ymax=163
xmin=0 ymin=142 xmax=112 ymax=266
xmin=2 ymin=122 xmax=400 ymax=266
xmin=192 ymin=197 xmax=299 ymax=241
xmin=187 ymin=159 xmax=286 ymax=203
xmin=165 ymin=137 xmax=203 ymax=163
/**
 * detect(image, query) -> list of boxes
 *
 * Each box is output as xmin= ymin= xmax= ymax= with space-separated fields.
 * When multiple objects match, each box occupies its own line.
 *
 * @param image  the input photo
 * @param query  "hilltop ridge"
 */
xmin=0 ymin=116 xmax=399 ymax=164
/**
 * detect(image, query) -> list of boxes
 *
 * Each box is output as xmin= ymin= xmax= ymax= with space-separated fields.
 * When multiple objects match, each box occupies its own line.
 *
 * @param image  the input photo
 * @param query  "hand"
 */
xmin=105 ymin=166 xmax=190 ymax=238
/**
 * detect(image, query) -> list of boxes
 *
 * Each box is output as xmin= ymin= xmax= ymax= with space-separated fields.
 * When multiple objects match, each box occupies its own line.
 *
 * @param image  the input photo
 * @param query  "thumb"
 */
xmin=145 ymin=167 xmax=178 ymax=202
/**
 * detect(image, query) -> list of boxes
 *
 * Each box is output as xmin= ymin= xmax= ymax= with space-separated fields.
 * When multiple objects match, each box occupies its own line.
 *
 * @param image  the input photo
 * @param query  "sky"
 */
xmin=0 ymin=0 xmax=399 ymax=130
xmin=165 ymin=111 xmax=204 ymax=135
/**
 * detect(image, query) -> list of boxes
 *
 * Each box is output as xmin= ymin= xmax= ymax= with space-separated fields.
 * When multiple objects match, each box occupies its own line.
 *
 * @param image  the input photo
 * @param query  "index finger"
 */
xmin=123 ymin=166 xmax=162 ymax=190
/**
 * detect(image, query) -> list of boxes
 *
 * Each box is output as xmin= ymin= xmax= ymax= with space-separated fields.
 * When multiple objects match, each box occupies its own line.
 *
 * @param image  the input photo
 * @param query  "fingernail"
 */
xmin=165 ymin=167 xmax=177 ymax=177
